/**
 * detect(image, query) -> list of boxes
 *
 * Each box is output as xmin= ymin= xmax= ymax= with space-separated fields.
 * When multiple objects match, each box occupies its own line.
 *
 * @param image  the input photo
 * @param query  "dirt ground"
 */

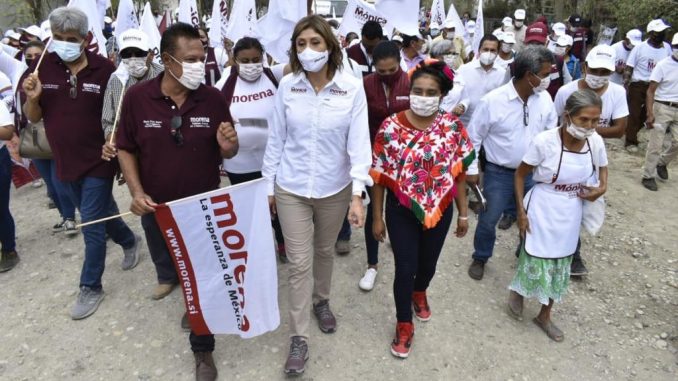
xmin=0 ymin=135 xmax=676 ymax=381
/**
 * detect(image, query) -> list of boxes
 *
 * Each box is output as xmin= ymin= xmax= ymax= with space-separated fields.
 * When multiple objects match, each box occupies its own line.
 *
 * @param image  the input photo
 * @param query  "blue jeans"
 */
xmin=337 ymin=214 xmax=351 ymax=241
xmin=0 ymin=147 xmax=15 ymax=253
xmin=32 ymin=159 xmax=75 ymax=220
xmin=62 ymin=176 xmax=135 ymax=289
xmin=472 ymin=163 xmax=533 ymax=263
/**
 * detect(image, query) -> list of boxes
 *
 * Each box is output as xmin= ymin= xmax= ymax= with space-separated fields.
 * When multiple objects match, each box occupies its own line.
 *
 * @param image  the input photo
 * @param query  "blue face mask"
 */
xmin=51 ymin=39 xmax=83 ymax=62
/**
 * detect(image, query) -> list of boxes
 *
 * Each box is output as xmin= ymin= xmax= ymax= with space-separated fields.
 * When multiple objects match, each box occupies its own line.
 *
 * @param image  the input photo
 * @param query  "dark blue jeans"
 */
xmin=62 ymin=176 xmax=135 ymax=289
xmin=364 ymin=186 xmax=379 ymax=265
xmin=0 ymin=146 xmax=15 ymax=253
xmin=33 ymin=159 xmax=75 ymax=220
xmin=338 ymin=215 xmax=351 ymax=241
xmin=472 ymin=163 xmax=533 ymax=263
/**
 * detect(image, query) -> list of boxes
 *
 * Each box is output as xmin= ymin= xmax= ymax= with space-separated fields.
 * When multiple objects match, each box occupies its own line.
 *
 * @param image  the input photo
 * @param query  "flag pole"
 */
xmin=108 ymin=84 xmax=128 ymax=144
xmin=33 ymin=38 xmax=52 ymax=75
xmin=76 ymin=211 xmax=134 ymax=228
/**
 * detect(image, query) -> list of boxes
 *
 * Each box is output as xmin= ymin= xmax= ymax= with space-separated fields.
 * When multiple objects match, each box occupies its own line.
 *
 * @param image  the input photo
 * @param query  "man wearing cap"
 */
xmin=624 ymin=19 xmax=672 ymax=152
xmin=494 ymin=17 xmax=513 ymax=35
xmin=496 ymin=31 xmax=517 ymax=69
xmin=21 ymin=7 xmax=142 ymax=320
xmin=434 ymin=19 xmax=468 ymax=63
xmin=464 ymin=20 xmax=477 ymax=56
xmin=610 ymin=29 xmax=642 ymax=85
xmin=504 ymin=9 xmax=527 ymax=52
xmin=524 ymin=22 xmax=572 ymax=99
xmin=547 ymin=23 xmax=567 ymax=53
xmin=641 ymin=33 xmax=678 ymax=191
xmin=566 ymin=14 xmax=588 ymax=61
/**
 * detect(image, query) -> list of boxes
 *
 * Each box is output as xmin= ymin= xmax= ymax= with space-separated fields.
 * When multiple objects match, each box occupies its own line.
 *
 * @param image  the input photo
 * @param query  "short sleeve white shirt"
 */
xmin=455 ymin=59 xmax=510 ymax=126
xmin=610 ymin=41 xmax=633 ymax=84
xmin=650 ymin=56 xmax=678 ymax=102
xmin=554 ymin=80 xmax=629 ymax=128
xmin=626 ymin=41 xmax=672 ymax=82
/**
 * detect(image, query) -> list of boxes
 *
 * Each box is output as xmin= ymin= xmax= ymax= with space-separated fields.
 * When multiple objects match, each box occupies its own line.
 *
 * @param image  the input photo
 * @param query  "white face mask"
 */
xmin=445 ymin=31 xmax=455 ymax=40
xmin=122 ymin=57 xmax=148 ymax=78
xmin=531 ymin=72 xmax=551 ymax=94
xmin=430 ymin=29 xmax=440 ymax=37
xmin=554 ymin=46 xmax=566 ymax=56
xmin=584 ymin=73 xmax=610 ymax=89
xmin=443 ymin=54 xmax=458 ymax=69
xmin=168 ymin=55 xmax=204 ymax=90
xmin=567 ymin=122 xmax=594 ymax=140
xmin=238 ymin=62 xmax=264 ymax=82
xmin=298 ymin=48 xmax=329 ymax=73
xmin=410 ymin=95 xmax=440 ymax=117
xmin=479 ymin=51 xmax=497 ymax=66
xmin=672 ymin=48 xmax=678 ymax=60
xmin=500 ymin=43 xmax=513 ymax=53
xmin=514 ymin=21 xmax=524 ymax=28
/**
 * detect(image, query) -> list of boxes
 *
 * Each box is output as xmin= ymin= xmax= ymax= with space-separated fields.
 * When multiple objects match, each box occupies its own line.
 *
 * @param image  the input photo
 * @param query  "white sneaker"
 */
xmin=359 ymin=268 xmax=378 ymax=291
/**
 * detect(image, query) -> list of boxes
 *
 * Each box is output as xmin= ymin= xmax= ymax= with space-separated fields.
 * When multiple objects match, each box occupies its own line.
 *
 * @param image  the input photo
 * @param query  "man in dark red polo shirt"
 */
xmin=22 ymin=7 xmax=141 ymax=321
xmin=115 ymin=23 xmax=238 ymax=381
xmin=345 ymin=20 xmax=384 ymax=77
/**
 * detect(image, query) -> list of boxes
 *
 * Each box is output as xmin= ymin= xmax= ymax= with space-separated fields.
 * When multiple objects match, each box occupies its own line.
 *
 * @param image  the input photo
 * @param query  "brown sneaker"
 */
xmin=152 ymin=283 xmax=177 ymax=300
xmin=181 ymin=312 xmax=191 ymax=332
xmin=0 ymin=251 xmax=20 ymax=273
xmin=284 ymin=336 xmax=309 ymax=375
xmin=313 ymin=299 xmax=337 ymax=333
xmin=335 ymin=239 xmax=351 ymax=255
xmin=468 ymin=259 xmax=485 ymax=280
xmin=194 ymin=352 xmax=217 ymax=381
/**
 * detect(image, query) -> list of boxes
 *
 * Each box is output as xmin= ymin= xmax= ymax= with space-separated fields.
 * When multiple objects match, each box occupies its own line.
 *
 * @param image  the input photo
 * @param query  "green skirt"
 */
xmin=509 ymin=246 xmax=572 ymax=305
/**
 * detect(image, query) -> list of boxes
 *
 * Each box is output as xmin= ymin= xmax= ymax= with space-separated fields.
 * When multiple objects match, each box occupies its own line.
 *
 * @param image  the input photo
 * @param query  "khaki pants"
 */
xmin=642 ymin=102 xmax=678 ymax=179
xmin=275 ymin=184 xmax=352 ymax=339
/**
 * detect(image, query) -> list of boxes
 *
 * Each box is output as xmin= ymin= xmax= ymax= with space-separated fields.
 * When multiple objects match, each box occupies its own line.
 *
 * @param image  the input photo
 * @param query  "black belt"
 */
xmin=656 ymin=100 xmax=678 ymax=109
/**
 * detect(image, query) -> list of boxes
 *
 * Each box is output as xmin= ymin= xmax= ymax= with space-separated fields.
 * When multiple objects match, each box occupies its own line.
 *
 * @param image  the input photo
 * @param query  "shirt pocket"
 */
xmin=319 ymin=96 xmax=353 ymax=132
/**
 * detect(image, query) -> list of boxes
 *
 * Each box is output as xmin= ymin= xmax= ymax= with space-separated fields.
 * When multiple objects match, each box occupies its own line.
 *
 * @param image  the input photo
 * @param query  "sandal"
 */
xmin=507 ymin=292 xmax=523 ymax=321
xmin=533 ymin=317 xmax=564 ymax=342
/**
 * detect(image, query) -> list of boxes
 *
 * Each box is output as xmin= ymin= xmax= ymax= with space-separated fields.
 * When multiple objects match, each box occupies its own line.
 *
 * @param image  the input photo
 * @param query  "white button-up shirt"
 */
xmin=466 ymin=81 xmax=558 ymax=175
xmin=454 ymin=59 xmax=510 ymax=126
xmin=262 ymin=70 xmax=373 ymax=198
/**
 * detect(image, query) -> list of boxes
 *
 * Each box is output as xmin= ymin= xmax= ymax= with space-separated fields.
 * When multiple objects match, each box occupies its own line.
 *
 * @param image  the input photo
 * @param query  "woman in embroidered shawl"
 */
xmin=370 ymin=60 xmax=475 ymax=359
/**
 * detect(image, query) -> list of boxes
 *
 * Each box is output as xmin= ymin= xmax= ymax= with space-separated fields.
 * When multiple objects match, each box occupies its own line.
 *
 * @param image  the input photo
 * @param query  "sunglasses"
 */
xmin=119 ymin=49 xmax=148 ymax=59
xmin=170 ymin=116 xmax=184 ymax=146
xmin=522 ymin=102 xmax=529 ymax=127
xmin=69 ymin=74 xmax=77 ymax=99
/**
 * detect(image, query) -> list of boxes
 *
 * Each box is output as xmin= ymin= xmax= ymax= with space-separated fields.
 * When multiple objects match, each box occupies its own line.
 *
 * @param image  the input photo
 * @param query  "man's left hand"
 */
xmin=217 ymin=121 xmax=238 ymax=156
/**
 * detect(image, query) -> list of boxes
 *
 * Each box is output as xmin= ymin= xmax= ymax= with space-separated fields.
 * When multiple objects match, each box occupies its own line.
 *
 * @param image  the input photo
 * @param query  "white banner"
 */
xmin=374 ymin=0 xmax=418 ymax=36
xmin=140 ymin=2 xmax=162 ymax=64
xmin=258 ymin=0 xmax=306 ymax=64
xmin=339 ymin=0 xmax=395 ymax=38
xmin=472 ymin=0 xmax=484 ymax=55
xmin=444 ymin=2 xmax=465 ymax=36
xmin=430 ymin=0 xmax=446 ymax=27
xmin=225 ymin=0 xmax=257 ymax=44
xmin=114 ymin=0 xmax=139 ymax=37
xmin=68 ymin=0 xmax=108 ymax=57
xmin=155 ymin=179 xmax=279 ymax=337
xmin=208 ymin=0 xmax=229 ymax=48
xmin=178 ymin=0 xmax=201 ymax=29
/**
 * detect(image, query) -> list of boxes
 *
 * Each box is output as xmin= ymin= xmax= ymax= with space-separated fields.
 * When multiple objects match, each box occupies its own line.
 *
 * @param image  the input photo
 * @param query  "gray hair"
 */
xmin=564 ymin=89 xmax=603 ymax=116
xmin=513 ymin=45 xmax=555 ymax=79
xmin=49 ymin=7 xmax=88 ymax=38
xmin=429 ymin=39 xmax=454 ymax=58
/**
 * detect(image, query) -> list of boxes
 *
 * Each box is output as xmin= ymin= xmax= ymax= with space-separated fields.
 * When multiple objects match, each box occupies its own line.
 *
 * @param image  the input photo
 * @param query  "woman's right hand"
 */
xmin=268 ymin=196 xmax=277 ymax=217
xmin=517 ymin=210 xmax=530 ymax=239
xmin=373 ymin=217 xmax=386 ymax=242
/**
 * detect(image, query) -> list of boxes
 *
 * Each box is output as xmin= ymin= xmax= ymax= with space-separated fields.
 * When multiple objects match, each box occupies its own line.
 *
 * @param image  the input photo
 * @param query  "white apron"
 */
xmin=523 ymin=141 xmax=594 ymax=259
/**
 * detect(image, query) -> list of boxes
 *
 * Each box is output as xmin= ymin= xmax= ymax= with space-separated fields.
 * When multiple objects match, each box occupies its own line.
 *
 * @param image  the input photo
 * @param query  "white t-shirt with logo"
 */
xmin=650 ymin=56 xmax=678 ymax=102
xmin=0 ymin=101 xmax=13 ymax=149
xmin=215 ymin=64 xmax=285 ymax=174
xmin=554 ymin=80 xmax=629 ymax=129
xmin=626 ymin=41 xmax=672 ymax=82
xmin=610 ymin=41 xmax=633 ymax=85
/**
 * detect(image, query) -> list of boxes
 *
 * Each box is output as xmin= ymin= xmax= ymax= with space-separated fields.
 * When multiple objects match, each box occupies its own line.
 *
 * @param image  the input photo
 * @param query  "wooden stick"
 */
xmin=108 ymin=84 xmax=127 ymax=144
xmin=75 ymin=211 xmax=133 ymax=228
xmin=33 ymin=38 xmax=51 ymax=75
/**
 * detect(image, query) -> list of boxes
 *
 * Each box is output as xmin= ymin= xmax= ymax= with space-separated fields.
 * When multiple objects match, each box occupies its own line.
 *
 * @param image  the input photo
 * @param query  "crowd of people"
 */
xmin=0 ymin=4 xmax=676 ymax=381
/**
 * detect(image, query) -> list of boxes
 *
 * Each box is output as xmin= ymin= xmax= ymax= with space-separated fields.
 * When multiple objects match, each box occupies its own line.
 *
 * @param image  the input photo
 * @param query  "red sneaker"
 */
xmin=412 ymin=291 xmax=431 ymax=321
xmin=391 ymin=322 xmax=414 ymax=358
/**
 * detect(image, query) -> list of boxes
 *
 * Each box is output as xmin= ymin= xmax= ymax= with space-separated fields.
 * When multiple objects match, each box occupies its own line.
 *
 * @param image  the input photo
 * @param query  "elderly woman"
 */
xmin=508 ymin=89 xmax=608 ymax=342
xmin=262 ymin=15 xmax=372 ymax=375
xmin=371 ymin=61 xmax=474 ymax=358
xmin=429 ymin=40 xmax=463 ymax=113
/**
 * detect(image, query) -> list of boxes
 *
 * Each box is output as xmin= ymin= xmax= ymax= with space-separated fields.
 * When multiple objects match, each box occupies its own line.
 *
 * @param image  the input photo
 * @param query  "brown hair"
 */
xmin=289 ymin=15 xmax=343 ymax=78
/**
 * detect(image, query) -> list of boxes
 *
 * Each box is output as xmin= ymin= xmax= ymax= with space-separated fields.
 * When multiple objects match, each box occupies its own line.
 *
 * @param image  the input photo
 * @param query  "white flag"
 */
xmin=96 ymin=0 xmax=111 ymax=27
xmin=155 ymin=179 xmax=279 ymax=337
xmin=472 ymin=0 xmax=484 ymax=55
xmin=208 ymin=0 xmax=229 ymax=48
xmin=225 ymin=0 xmax=257 ymax=44
xmin=444 ymin=2 xmax=465 ymax=36
xmin=374 ymin=0 xmax=419 ymax=36
xmin=178 ymin=0 xmax=201 ymax=29
xmin=258 ymin=0 xmax=306 ymax=63
xmin=114 ymin=0 xmax=138 ymax=37
xmin=339 ymin=0 xmax=395 ymax=38
xmin=140 ymin=2 xmax=162 ymax=64
xmin=430 ymin=0 xmax=446 ymax=27
xmin=68 ymin=0 xmax=107 ymax=57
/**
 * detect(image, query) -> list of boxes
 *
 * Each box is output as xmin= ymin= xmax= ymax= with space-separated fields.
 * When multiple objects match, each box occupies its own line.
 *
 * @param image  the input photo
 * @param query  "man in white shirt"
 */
xmin=624 ymin=19 xmax=672 ymax=152
xmin=466 ymin=46 xmax=558 ymax=280
xmin=452 ymin=34 xmax=509 ymax=126
xmin=641 ymin=33 xmax=678 ymax=191
xmin=495 ymin=31 xmax=516 ymax=69
xmin=546 ymin=22 xmax=567 ymax=52
xmin=610 ymin=29 xmax=642 ymax=85
xmin=504 ymin=9 xmax=527 ymax=52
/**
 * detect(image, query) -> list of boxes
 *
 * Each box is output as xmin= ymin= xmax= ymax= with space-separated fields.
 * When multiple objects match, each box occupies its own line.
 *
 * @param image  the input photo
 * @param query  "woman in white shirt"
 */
xmin=262 ymin=15 xmax=372 ymax=376
xmin=0 ymin=101 xmax=18 ymax=272
xmin=509 ymin=89 xmax=608 ymax=342
xmin=216 ymin=37 xmax=287 ymax=263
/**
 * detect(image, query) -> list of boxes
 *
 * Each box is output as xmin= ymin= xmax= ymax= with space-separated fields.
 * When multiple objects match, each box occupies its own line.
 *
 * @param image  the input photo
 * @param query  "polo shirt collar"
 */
xmin=149 ymin=71 xmax=207 ymax=102
xmin=49 ymin=49 xmax=102 ymax=69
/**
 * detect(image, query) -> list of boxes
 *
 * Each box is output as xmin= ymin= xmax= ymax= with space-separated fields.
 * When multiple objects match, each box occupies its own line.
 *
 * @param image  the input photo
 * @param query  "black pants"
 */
xmin=385 ymin=192 xmax=454 ymax=322
xmin=363 ymin=186 xmax=379 ymax=265
xmin=226 ymin=171 xmax=285 ymax=245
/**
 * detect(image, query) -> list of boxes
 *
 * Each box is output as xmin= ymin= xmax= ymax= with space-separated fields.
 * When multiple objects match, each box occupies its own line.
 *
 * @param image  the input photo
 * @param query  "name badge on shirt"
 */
xmin=82 ymin=83 xmax=101 ymax=94
xmin=238 ymin=118 xmax=268 ymax=128
xmin=396 ymin=96 xmax=410 ymax=101
xmin=143 ymin=120 xmax=162 ymax=128
xmin=189 ymin=117 xmax=210 ymax=128
xmin=42 ymin=83 xmax=59 ymax=90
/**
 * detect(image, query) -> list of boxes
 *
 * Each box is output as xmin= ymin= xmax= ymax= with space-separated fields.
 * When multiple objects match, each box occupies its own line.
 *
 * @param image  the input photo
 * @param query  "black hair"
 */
xmin=401 ymin=34 xmax=419 ymax=48
xmin=24 ymin=40 xmax=45 ymax=51
xmin=478 ymin=34 xmax=500 ymax=49
xmin=327 ymin=19 xmax=339 ymax=29
xmin=233 ymin=37 xmax=264 ymax=58
xmin=362 ymin=20 xmax=383 ymax=39
xmin=160 ymin=22 xmax=201 ymax=54
xmin=513 ymin=45 xmax=556 ymax=79
xmin=410 ymin=60 xmax=453 ymax=96
xmin=372 ymin=41 xmax=401 ymax=64
xmin=345 ymin=32 xmax=359 ymax=43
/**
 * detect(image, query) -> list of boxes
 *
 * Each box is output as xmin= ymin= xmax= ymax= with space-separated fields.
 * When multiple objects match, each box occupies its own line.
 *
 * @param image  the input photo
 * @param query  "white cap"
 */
xmin=500 ymin=31 xmax=516 ymax=44
xmin=443 ymin=19 xmax=456 ymax=29
xmin=392 ymin=35 xmax=403 ymax=43
xmin=556 ymin=34 xmax=573 ymax=47
xmin=118 ymin=29 xmax=150 ymax=52
xmin=625 ymin=29 xmax=642 ymax=46
xmin=672 ymin=32 xmax=678 ymax=46
xmin=586 ymin=44 xmax=616 ymax=71
xmin=552 ymin=22 xmax=566 ymax=36
xmin=8 ymin=31 xmax=20 ymax=41
xmin=19 ymin=25 xmax=42 ymax=39
xmin=104 ymin=16 xmax=113 ymax=24
xmin=514 ymin=9 xmax=526 ymax=20
xmin=493 ymin=30 xmax=504 ymax=38
xmin=40 ymin=20 xmax=51 ymax=40
xmin=430 ymin=21 xmax=440 ymax=30
xmin=647 ymin=19 xmax=670 ymax=33
xmin=466 ymin=20 xmax=476 ymax=31
xmin=502 ymin=17 xmax=512 ymax=27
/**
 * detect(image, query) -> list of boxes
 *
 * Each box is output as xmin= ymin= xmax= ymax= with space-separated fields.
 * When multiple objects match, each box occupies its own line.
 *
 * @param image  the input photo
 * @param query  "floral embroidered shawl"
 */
xmin=370 ymin=111 xmax=475 ymax=229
